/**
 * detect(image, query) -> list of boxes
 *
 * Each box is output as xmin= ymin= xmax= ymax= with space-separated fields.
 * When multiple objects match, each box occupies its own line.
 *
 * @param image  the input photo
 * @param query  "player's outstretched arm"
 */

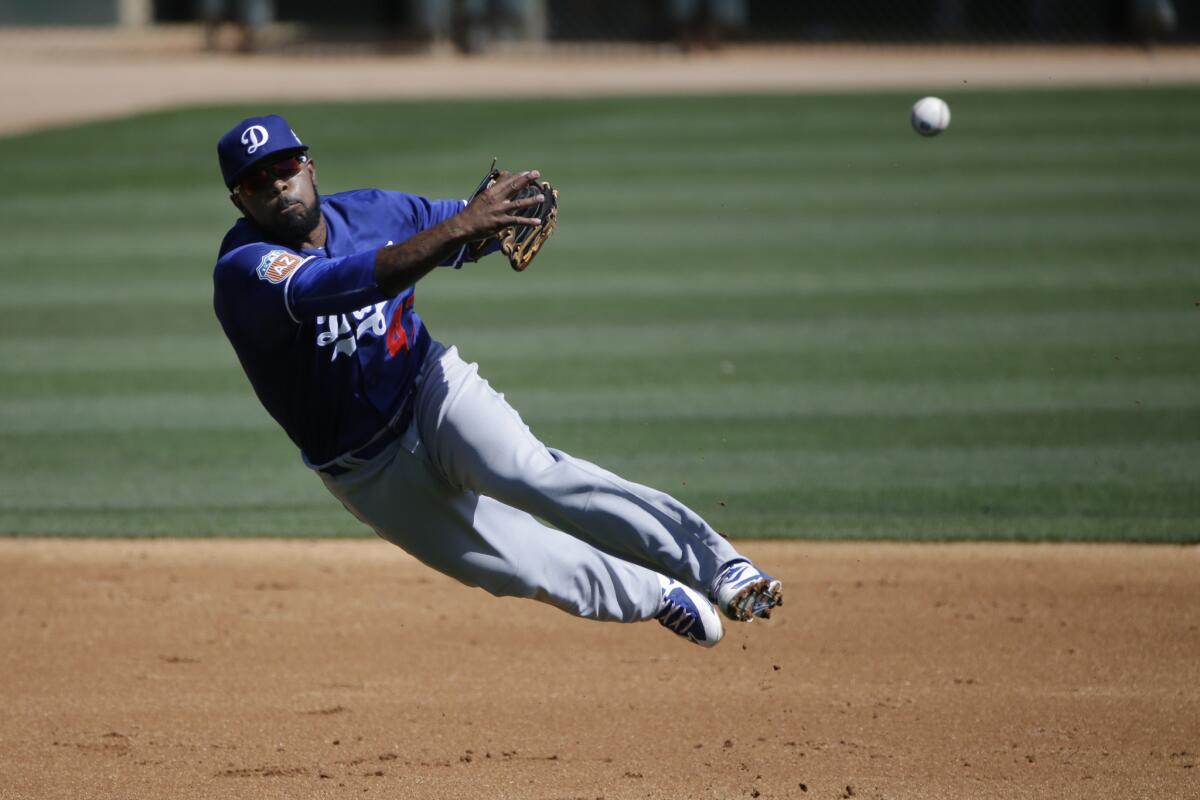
xmin=374 ymin=170 xmax=545 ymax=297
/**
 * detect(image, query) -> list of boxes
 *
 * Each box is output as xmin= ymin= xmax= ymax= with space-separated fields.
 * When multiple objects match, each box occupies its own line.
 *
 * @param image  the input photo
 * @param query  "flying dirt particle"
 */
xmin=303 ymin=706 xmax=348 ymax=716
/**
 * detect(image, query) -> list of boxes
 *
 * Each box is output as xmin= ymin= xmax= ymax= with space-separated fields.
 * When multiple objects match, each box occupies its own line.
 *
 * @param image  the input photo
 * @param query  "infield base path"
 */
xmin=2 ymin=539 xmax=1197 ymax=800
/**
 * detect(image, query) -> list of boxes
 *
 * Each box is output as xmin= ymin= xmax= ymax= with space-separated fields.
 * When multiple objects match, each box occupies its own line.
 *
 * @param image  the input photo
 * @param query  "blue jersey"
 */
xmin=213 ymin=189 xmax=467 ymax=468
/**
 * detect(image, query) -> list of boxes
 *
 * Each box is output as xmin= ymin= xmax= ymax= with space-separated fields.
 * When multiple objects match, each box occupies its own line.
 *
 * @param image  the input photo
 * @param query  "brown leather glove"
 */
xmin=468 ymin=161 xmax=559 ymax=272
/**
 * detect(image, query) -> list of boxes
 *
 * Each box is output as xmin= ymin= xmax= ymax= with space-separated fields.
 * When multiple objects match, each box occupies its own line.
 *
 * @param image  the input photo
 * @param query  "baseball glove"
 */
xmin=469 ymin=161 xmax=559 ymax=272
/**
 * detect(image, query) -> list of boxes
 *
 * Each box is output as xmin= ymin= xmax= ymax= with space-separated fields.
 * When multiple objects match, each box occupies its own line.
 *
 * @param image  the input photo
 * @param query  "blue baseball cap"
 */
xmin=217 ymin=114 xmax=308 ymax=189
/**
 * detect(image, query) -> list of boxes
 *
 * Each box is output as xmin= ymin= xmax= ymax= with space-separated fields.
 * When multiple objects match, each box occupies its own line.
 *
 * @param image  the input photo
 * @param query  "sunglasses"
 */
xmin=234 ymin=153 xmax=309 ymax=196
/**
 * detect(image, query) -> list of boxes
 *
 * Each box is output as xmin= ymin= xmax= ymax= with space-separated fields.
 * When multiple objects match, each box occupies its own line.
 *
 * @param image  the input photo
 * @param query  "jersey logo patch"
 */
xmin=256 ymin=250 xmax=305 ymax=284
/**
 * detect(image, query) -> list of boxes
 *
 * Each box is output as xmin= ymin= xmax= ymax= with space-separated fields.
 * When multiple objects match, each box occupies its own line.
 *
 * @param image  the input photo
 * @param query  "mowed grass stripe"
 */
xmin=3 ymin=231 xmax=1193 ymax=277
xmin=0 ymin=394 xmax=271 ymax=433
xmin=2 ymin=376 xmax=1193 ymax=433
xmin=476 ymin=344 xmax=1200 ymax=387
xmin=576 ymin=443 xmax=1200 ymax=492
xmin=4 ymin=264 xmax=1196 ymax=308
xmin=2 ymin=443 xmax=1193 ymax=508
xmin=549 ymin=138 xmax=1198 ymax=174
xmin=0 ymin=337 xmax=237 ymax=371
xmin=709 ymin=509 xmax=1200 ymax=542
xmin=1 ymin=284 xmax=1188 ymax=334
xmin=2 ymin=481 xmax=1195 ymax=540
xmin=444 ymin=311 xmax=1195 ymax=354
xmin=3 ymin=308 xmax=1193 ymax=373
xmin=567 ymin=185 xmax=1200 ymax=219
xmin=529 ymin=407 xmax=1200 ymax=452
xmin=3 ymin=502 xmax=1194 ymax=540
xmin=422 ymin=260 xmax=1199 ymax=295
xmin=552 ymin=214 xmax=1198 ymax=247
xmin=3 ymin=343 xmax=1195 ymax=395
xmin=15 ymin=206 xmax=1194 ymax=254
xmin=0 ymin=508 xmax=360 ymax=537
xmin=5 ymin=406 xmax=1194 ymax=458
xmin=0 ymin=461 xmax=317 ymax=510
xmin=2 ymin=172 xmax=1195 ymax=219
xmin=497 ymin=378 xmax=1196 ymax=420
xmin=711 ymin=481 xmax=1200 ymax=524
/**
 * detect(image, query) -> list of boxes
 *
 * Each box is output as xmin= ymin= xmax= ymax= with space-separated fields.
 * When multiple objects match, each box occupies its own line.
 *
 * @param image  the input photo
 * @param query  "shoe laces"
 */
xmin=656 ymin=596 xmax=698 ymax=636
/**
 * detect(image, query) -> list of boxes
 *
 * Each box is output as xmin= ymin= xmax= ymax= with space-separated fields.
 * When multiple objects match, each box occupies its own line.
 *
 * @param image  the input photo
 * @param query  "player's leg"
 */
xmin=319 ymin=435 xmax=722 ymax=644
xmin=414 ymin=342 xmax=781 ymax=620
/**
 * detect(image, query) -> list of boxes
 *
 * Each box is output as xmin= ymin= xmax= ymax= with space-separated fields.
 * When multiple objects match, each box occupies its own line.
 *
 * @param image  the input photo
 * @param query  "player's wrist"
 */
xmin=441 ymin=214 xmax=476 ymax=247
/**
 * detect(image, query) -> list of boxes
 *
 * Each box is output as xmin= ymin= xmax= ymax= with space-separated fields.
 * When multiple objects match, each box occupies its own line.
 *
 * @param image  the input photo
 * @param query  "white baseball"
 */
xmin=911 ymin=96 xmax=951 ymax=137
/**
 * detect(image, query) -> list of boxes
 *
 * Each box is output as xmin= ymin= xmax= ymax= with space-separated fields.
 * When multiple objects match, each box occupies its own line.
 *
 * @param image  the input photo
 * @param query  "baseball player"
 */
xmin=212 ymin=114 xmax=782 ymax=647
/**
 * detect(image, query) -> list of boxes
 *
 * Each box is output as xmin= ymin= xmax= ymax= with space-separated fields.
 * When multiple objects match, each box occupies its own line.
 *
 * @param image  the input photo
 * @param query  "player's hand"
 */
xmin=457 ymin=170 xmax=545 ymax=241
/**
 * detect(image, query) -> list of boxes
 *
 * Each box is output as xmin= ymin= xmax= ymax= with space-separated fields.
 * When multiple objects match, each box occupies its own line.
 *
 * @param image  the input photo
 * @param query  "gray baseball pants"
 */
xmin=320 ymin=340 xmax=743 ymax=622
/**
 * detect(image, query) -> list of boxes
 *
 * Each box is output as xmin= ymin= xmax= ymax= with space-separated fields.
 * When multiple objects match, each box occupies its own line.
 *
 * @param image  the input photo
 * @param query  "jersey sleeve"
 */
xmin=215 ymin=243 xmax=386 ymax=331
xmin=381 ymin=191 xmax=472 ymax=268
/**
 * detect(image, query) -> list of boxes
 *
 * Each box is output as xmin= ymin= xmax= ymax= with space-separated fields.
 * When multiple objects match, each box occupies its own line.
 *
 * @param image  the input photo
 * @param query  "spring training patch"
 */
xmin=256 ymin=249 xmax=309 ymax=284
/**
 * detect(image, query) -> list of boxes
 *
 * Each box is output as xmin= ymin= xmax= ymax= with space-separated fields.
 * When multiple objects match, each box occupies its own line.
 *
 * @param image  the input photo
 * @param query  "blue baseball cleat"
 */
xmin=711 ymin=560 xmax=784 ymax=622
xmin=656 ymin=579 xmax=724 ymax=647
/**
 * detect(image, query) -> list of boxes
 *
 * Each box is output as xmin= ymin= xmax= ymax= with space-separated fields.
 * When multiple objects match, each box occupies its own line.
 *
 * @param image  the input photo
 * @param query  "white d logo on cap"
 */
xmin=241 ymin=125 xmax=269 ymax=154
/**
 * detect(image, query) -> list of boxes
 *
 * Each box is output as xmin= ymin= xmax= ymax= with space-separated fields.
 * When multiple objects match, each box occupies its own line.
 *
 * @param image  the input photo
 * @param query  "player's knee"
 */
xmin=524 ymin=448 xmax=593 ymax=498
xmin=481 ymin=448 xmax=574 ymax=501
xmin=461 ymin=551 xmax=532 ymax=598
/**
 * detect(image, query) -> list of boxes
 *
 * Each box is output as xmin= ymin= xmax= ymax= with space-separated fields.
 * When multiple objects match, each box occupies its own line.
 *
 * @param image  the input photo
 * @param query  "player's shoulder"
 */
xmin=324 ymin=187 xmax=454 ymax=232
xmin=329 ymin=187 xmax=392 ymax=202
xmin=324 ymin=187 xmax=424 ymax=213
xmin=213 ymin=231 xmax=307 ymax=289
xmin=217 ymin=219 xmax=274 ymax=263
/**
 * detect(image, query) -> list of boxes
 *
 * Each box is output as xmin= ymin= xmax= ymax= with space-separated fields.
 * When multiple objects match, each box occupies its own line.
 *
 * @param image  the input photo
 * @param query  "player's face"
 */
xmin=231 ymin=152 xmax=322 ymax=245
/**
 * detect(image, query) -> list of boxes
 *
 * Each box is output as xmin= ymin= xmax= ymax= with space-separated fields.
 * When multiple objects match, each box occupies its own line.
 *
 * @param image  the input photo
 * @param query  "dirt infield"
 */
xmin=2 ymin=538 xmax=1196 ymax=800
xmin=1 ymin=26 xmax=1198 ymax=136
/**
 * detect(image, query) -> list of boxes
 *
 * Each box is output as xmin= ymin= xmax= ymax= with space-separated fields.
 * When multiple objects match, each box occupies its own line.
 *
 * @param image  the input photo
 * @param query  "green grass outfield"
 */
xmin=1 ymin=88 xmax=1197 ymax=540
